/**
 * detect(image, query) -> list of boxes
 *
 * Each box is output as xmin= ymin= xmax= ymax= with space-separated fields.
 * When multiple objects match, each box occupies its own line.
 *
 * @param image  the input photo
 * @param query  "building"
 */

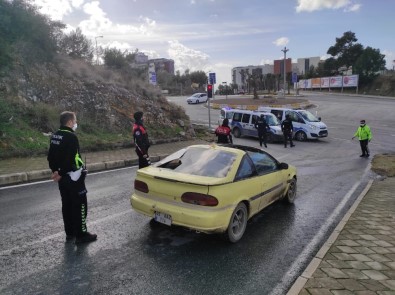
xmin=148 ymin=58 xmax=175 ymax=75
xmin=232 ymin=64 xmax=274 ymax=91
xmin=274 ymin=58 xmax=292 ymax=76
xmin=295 ymin=57 xmax=321 ymax=75
xmin=135 ymin=52 xmax=149 ymax=64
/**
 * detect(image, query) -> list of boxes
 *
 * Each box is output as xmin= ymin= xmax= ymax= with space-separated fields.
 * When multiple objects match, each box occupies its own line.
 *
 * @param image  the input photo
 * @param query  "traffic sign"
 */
xmin=209 ymin=73 xmax=216 ymax=84
xmin=292 ymin=72 xmax=298 ymax=83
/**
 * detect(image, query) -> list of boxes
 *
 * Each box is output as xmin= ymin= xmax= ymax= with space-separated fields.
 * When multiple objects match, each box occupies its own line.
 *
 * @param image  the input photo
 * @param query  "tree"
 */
xmin=354 ymin=46 xmax=386 ymax=82
xmin=59 ymin=28 xmax=93 ymax=62
xmin=327 ymin=31 xmax=363 ymax=71
xmin=189 ymin=71 xmax=207 ymax=88
xmin=103 ymin=48 xmax=128 ymax=69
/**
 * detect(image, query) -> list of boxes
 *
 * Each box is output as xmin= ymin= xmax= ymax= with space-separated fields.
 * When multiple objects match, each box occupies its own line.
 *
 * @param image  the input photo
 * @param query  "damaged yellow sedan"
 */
xmin=131 ymin=144 xmax=297 ymax=243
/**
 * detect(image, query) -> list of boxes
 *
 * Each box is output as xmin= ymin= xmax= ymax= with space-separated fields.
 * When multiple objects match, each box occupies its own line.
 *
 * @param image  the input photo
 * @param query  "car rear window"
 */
xmin=155 ymin=147 xmax=237 ymax=178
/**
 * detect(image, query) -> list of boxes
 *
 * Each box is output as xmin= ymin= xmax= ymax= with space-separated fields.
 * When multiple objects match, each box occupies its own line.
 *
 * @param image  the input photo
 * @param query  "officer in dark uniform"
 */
xmin=281 ymin=114 xmax=295 ymax=148
xmin=47 ymin=111 xmax=97 ymax=244
xmin=133 ymin=111 xmax=151 ymax=169
xmin=254 ymin=114 xmax=270 ymax=148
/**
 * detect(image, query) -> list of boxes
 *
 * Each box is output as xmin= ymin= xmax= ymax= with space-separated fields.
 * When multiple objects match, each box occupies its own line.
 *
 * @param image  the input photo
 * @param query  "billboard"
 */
xmin=321 ymin=77 xmax=330 ymax=88
xmin=311 ymin=78 xmax=321 ymax=88
xmin=329 ymin=76 xmax=342 ymax=88
xmin=343 ymin=75 xmax=359 ymax=87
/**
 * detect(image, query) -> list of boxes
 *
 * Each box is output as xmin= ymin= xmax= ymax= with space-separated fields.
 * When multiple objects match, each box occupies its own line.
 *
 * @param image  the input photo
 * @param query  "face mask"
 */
xmin=360 ymin=124 xmax=365 ymax=127
xmin=72 ymin=123 xmax=78 ymax=131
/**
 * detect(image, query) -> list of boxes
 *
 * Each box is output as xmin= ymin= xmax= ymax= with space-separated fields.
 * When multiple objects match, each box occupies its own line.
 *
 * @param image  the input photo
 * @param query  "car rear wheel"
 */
xmin=226 ymin=203 xmax=247 ymax=243
xmin=284 ymin=178 xmax=297 ymax=203
xmin=295 ymin=131 xmax=307 ymax=141
xmin=233 ymin=127 xmax=241 ymax=138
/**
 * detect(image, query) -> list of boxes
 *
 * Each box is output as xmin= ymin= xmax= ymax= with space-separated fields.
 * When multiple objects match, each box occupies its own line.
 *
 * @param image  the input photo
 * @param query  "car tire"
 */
xmin=295 ymin=131 xmax=307 ymax=141
xmin=284 ymin=178 xmax=297 ymax=203
xmin=226 ymin=202 xmax=248 ymax=243
xmin=233 ymin=127 xmax=241 ymax=138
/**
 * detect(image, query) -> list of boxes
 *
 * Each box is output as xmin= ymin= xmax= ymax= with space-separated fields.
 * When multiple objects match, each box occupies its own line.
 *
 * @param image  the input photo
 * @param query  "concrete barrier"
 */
xmin=87 ymin=162 xmax=106 ymax=172
xmin=27 ymin=169 xmax=52 ymax=182
xmin=0 ymin=172 xmax=28 ymax=186
xmin=105 ymin=160 xmax=125 ymax=170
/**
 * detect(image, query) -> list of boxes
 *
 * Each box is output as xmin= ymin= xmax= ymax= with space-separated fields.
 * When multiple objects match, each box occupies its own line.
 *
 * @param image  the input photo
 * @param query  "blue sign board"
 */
xmin=209 ymin=73 xmax=216 ymax=84
xmin=292 ymin=72 xmax=298 ymax=83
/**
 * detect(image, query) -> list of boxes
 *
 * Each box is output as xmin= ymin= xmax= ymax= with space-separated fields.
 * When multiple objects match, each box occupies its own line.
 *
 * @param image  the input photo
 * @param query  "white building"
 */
xmin=295 ymin=57 xmax=321 ymax=75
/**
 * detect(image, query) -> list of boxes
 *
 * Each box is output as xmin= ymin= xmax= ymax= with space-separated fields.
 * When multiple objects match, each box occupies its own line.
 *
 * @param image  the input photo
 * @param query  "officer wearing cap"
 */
xmin=352 ymin=119 xmax=372 ymax=157
xmin=133 ymin=111 xmax=151 ymax=168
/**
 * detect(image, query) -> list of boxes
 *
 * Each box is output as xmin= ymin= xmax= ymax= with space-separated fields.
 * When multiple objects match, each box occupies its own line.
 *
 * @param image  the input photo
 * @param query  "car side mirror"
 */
xmin=279 ymin=162 xmax=289 ymax=170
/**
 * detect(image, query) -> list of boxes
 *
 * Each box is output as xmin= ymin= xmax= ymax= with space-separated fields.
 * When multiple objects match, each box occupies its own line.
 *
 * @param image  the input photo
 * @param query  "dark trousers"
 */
xmin=258 ymin=132 xmax=267 ymax=147
xmin=58 ymin=174 xmax=88 ymax=237
xmin=136 ymin=148 xmax=150 ymax=169
xmin=283 ymin=131 xmax=294 ymax=147
xmin=359 ymin=139 xmax=369 ymax=156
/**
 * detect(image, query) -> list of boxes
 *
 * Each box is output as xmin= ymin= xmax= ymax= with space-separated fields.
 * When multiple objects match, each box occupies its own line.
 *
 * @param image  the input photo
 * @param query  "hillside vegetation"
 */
xmin=0 ymin=0 xmax=191 ymax=158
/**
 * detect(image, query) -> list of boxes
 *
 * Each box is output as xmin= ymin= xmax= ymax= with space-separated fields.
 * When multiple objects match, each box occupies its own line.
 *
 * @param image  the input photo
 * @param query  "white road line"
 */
xmin=0 ymin=210 xmax=131 ymax=256
xmin=269 ymin=163 xmax=371 ymax=295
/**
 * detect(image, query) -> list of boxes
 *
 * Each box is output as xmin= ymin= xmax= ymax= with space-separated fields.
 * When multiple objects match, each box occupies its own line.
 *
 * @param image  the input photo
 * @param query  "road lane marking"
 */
xmin=269 ymin=163 xmax=371 ymax=295
xmin=0 ymin=210 xmax=131 ymax=256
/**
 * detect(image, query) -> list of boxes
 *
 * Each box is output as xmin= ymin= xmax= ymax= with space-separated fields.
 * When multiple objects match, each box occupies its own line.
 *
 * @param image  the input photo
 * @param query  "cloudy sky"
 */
xmin=30 ymin=0 xmax=394 ymax=84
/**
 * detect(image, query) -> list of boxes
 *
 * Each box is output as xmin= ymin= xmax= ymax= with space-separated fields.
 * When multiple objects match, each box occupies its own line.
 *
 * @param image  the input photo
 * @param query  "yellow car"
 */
xmin=131 ymin=144 xmax=297 ymax=243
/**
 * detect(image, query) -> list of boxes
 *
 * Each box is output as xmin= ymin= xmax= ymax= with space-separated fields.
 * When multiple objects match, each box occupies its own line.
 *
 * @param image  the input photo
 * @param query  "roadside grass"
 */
xmin=371 ymin=154 xmax=395 ymax=177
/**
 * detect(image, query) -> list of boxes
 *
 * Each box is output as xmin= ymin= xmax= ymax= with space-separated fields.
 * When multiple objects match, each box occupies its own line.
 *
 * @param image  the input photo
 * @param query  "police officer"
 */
xmin=133 ymin=111 xmax=151 ymax=168
xmin=352 ymin=119 xmax=372 ymax=157
xmin=47 ymin=111 xmax=97 ymax=244
xmin=215 ymin=118 xmax=233 ymax=144
xmin=281 ymin=114 xmax=295 ymax=148
xmin=254 ymin=114 xmax=270 ymax=148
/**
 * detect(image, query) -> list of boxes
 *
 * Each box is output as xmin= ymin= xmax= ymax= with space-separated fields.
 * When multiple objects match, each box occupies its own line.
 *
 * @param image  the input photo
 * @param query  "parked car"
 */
xmin=131 ymin=144 xmax=297 ymax=243
xmin=187 ymin=93 xmax=208 ymax=104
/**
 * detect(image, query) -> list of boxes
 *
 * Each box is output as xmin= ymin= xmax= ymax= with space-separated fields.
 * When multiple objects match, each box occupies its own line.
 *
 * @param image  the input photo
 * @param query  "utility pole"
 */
xmin=281 ymin=47 xmax=289 ymax=96
xmin=95 ymin=35 xmax=103 ymax=65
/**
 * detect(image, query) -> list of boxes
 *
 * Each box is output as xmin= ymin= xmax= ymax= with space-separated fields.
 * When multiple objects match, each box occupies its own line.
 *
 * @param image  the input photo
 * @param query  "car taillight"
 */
xmin=134 ymin=180 xmax=149 ymax=193
xmin=181 ymin=192 xmax=218 ymax=206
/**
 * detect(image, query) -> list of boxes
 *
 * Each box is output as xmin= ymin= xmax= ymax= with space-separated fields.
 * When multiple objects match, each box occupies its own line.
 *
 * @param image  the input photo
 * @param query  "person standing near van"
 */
xmin=133 ymin=111 xmax=151 ymax=168
xmin=281 ymin=114 xmax=295 ymax=148
xmin=215 ymin=118 xmax=233 ymax=144
xmin=254 ymin=114 xmax=269 ymax=148
xmin=352 ymin=119 xmax=372 ymax=157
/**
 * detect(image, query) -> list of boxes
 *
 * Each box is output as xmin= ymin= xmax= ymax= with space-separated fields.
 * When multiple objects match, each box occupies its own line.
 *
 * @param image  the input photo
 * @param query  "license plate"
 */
xmin=154 ymin=211 xmax=172 ymax=226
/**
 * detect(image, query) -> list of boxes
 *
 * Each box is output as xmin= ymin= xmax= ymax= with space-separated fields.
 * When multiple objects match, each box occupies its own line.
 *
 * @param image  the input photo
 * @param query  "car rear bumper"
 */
xmin=131 ymin=193 xmax=233 ymax=234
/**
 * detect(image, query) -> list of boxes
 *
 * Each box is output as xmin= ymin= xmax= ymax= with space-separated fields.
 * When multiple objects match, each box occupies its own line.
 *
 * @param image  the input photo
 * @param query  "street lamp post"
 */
xmin=95 ymin=35 xmax=103 ymax=65
xmin=281 ymin=47 xmax=289 ymax=96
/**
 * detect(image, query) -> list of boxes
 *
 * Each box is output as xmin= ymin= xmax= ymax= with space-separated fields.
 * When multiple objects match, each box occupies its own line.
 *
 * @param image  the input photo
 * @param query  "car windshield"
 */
xmin=191 ymin=93 xmax=200 ymax=97
xmin=298 ymin=110 xmax=320 ymax=122
xmin=265 ymin=114 xmax=280 ymax=126
xmin=155 ymin=147 xmax=237 ymax=178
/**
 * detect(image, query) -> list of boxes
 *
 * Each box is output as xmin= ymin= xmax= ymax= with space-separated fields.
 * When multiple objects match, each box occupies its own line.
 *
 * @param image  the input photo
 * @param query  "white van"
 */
xmin=228 ymin=109 xmax=283 ymax=142
xmin=258 ymin=107 xmax=328 ymax=141
xmin=218 ymin=107 xmax=235 ymax=126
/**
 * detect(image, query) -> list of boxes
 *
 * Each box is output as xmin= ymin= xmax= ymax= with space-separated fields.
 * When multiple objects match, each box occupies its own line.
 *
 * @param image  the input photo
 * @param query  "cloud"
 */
xmin=260 ymin=59 xmax=273 ymax=65
xmin=273 ymin=37 xmax=289 ymax=47
xmin=32 ymin=0 xmax=74 ymax=20
xmin=383 ymin=50 xmax=394 ymax=69
xmin=167 ymin=40 xmax=210 ymax=74
xmin=295 ymin=0 xmax=361 ymax=13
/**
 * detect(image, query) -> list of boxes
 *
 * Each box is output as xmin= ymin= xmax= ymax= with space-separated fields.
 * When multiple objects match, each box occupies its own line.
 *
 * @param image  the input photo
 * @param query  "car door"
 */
xmin=241 ymin=113 xmax=255 ymax=137
xmin=247 ymin=151 xmax=287 ymax=211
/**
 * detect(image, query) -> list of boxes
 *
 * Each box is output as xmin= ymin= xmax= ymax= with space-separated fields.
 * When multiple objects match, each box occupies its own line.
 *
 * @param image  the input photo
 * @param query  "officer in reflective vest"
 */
xmin=47 ymin=111 xmax=97 ymax=244
xmin=352 ymin=119 xmax=372 ymax=157
xmin=133 ymin=111 xmax=151 ymax=168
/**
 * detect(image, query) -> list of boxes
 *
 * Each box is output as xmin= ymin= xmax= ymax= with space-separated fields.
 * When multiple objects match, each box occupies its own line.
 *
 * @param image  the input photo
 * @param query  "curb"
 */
xmin=286 ymin=179 xmax=374 ymax=295
xmin=0 ymin=154 xmax=169 ymax=187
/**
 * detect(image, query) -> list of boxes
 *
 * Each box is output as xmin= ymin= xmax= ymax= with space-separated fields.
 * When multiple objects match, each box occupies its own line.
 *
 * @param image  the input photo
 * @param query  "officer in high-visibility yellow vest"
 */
xmin=47 ymin=111 xmax=97 ymax=244
xmin=352 ymin=119 xmax=372 ymax=158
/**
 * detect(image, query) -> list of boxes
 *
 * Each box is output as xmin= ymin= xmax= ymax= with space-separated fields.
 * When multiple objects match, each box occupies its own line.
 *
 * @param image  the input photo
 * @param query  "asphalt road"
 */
xmin=0 ymin=93 xmax=394 ymax=294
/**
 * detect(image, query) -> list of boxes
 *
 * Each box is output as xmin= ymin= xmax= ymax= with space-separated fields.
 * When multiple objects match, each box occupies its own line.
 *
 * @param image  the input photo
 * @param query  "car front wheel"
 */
xmin=226 ymin=203 xmax=248 ymax=243
xmin=284 ymin=178 xmax=297 ymax=203
xmin=295 ymin=131 xmax=307 ymax=141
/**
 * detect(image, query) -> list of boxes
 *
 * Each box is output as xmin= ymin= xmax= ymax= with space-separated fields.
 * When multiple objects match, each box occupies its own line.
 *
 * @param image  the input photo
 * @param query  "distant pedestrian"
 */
xmin=133 ymin=111 xmax=151 ymax=168
xmin=281 ymin=114 xmax=295 ymax=148
xmin=254 ymin=114 xmax=270 ymax=148
xmin=352 ymin=119 xmax=372 ymax=157
xmin=215 ymin=118 xmax=233 ymax=144
xmin=47 ymin=111 xmax=97 ymax=244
